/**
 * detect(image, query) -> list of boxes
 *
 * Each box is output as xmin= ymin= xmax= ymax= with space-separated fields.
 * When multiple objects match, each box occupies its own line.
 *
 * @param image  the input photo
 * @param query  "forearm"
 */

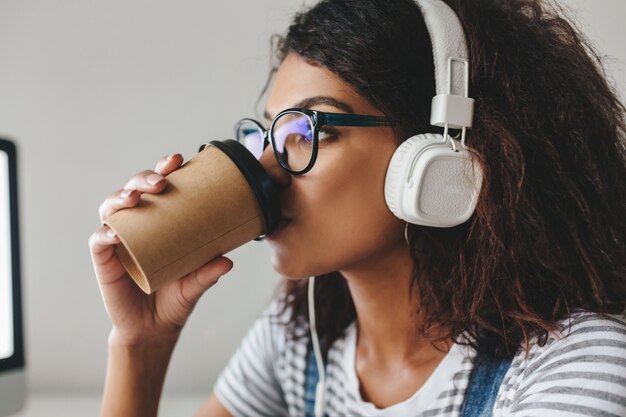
xmin=100 ymin=330 xmax=179 ymax=417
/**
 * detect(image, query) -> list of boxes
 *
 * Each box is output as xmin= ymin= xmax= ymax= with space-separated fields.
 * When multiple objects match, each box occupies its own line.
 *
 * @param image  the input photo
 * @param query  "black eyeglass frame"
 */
xmin=234 ymin=108 xmax=395 ymax=175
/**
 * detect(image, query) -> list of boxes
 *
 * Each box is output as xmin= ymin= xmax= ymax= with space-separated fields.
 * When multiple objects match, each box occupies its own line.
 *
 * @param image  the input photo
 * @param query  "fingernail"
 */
xmin=147 ymin=174 xmax=164 ymax=185
xmin=166 ymin=154 xmax=173 ymax=160
xmin=120 ymin=189 xmax=133 ymax=199
xmin=106 ymin=229 xmax=117 ymax=238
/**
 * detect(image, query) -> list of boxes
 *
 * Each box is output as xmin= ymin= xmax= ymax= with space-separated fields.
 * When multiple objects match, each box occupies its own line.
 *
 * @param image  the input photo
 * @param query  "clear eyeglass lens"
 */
xmin=271 ymin=111 xmax=314 ymax=172
xmin=235 ymin=120 xmax=264 ymax=160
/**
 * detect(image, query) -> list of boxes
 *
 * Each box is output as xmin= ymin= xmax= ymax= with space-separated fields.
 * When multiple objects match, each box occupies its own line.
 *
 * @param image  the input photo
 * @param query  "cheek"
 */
xmin=319 ymin=134 xmax=400 ymax=239
xmin=315 ymin=161 xmax=401 ymax=254
xmin=268 ymin=139 xmax=403 ymax=278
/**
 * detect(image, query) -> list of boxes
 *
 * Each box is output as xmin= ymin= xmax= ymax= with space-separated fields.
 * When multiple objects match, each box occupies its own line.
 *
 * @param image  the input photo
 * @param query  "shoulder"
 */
xmin=213 ymin=299 xmax=309 ymax=417
xmin=533 ymin=310 xmax=626 ymax=363
xmin=218 ymin=298 xmax=303 ymax=371
xmin=499 ymin=311 xmax=626 ymax=416
xmin=245 ymin=298 xmax=306 ymax=355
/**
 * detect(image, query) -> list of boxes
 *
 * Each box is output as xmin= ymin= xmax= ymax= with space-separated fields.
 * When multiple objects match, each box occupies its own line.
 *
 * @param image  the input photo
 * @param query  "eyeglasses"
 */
xmin=234 ymin=108 xmax=394 ymax=175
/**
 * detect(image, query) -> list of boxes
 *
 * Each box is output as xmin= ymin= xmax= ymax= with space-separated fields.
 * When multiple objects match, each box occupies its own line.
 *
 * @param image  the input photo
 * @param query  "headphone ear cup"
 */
xmin=384 ymin=133 xmax=483 ymax=227
xmin=384 ymin=134 xmax=435 ymax=221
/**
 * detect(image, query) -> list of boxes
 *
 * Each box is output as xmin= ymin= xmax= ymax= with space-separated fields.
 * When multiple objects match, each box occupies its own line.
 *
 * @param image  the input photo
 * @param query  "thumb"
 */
xmin=179 ymin=256 xmax=233 ymax=307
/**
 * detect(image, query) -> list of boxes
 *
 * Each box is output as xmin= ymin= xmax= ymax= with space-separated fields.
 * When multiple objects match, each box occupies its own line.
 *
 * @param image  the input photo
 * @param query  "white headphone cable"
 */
xmin=308 ymin=276 xmax=326 ymax=417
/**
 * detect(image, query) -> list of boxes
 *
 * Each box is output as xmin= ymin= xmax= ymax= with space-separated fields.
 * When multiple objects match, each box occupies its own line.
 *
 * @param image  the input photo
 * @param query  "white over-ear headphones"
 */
xmin=384 ymin=0 xmax=482 ymax=228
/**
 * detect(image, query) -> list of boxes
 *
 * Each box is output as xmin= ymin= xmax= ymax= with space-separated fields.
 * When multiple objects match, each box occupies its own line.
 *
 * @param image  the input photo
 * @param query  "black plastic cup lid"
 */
xmin=205 ymin=139 xmax=281 ymax=236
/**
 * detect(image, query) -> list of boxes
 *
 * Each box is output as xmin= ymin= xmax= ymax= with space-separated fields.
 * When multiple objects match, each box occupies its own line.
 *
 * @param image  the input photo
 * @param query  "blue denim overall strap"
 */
xmin=460 ymin=355 xmax=514 ymax=417
xmin=304 ymin=342 xmax=513 ymax=417
xmin=304 ymin=344 xmax=320 ymax=417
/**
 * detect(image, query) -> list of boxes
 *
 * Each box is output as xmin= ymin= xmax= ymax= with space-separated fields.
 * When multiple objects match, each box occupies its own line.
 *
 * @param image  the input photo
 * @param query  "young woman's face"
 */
xmin=261 ymin=53 xmax=406 ymax=279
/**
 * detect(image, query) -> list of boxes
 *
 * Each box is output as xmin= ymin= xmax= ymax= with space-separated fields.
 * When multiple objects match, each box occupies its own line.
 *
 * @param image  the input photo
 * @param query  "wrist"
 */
xmin=108 ymin=327 xmax=181 ymax=352
xmin=101 ymin=329 xmax=179 ymax=417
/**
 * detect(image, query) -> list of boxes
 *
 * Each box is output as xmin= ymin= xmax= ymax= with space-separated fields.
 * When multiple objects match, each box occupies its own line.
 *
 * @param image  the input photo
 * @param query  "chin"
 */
xmin=269 ymin=255 xmax=310 ymax=280
xmin=268 ymin=248 xmax=331 ymax=281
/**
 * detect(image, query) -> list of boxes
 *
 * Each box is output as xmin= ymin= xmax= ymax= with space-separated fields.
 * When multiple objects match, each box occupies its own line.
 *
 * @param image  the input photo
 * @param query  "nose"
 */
xmin=259 ymin=143 xmax=291 ymax=188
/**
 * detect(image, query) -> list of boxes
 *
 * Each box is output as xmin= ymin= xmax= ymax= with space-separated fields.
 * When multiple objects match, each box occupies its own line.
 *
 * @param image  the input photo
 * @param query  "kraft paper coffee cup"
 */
xmin=104 ymin=139 xmax=280 ymax=294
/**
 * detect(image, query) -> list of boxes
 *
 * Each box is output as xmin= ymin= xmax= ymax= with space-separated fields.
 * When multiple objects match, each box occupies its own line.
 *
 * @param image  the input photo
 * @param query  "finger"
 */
xmin=178 ymin=256 xmax=234 ymax=308
xmin=99 ymin=188 xmax=141 ymax=223
xmin=88 ymin=226 xmax=127 ymax=283
xmin=88 ymin=226 xmax=120 ymax=256
xmin=123 ymin=170 xmax=167 ymax=192
xmin=155 ymin=153 xmax=184 ymax=176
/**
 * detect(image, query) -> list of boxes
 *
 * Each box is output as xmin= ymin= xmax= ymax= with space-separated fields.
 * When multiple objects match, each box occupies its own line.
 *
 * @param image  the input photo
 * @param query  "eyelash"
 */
xmin=318 ymin=127 xmax=339 ymax=143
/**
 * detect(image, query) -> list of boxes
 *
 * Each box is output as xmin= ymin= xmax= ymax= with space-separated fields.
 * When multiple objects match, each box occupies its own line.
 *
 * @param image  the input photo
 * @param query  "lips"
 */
xmin=267 ymin=217 xmax=292 ymax=239
xmin=276 ymin=218 xmax=292 ymax=228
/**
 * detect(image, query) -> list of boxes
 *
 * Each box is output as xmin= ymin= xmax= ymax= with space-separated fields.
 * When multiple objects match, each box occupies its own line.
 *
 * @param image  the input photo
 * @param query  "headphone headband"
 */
xmin=416 ymin=0 xmax=474 ymax=131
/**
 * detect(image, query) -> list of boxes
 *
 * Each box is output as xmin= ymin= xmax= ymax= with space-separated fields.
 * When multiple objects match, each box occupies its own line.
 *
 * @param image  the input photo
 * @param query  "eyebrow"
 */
xmin=263 ymin=96 xmax=355 ymax=121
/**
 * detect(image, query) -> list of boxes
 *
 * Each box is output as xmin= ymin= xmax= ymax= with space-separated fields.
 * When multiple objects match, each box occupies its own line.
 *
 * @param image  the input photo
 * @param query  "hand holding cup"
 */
xmin=88 ymin=154 xmax=234 ymax=346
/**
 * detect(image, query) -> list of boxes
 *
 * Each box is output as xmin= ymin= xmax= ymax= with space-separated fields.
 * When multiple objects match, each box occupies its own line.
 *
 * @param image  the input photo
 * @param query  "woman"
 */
xmin=89 ymin=0 xmax=626 ymax=416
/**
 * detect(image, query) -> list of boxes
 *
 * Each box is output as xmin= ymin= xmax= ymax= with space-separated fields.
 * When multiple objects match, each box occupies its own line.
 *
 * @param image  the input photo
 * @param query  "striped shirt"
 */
xmin=214 ymin=303 xmax=626 ymax=416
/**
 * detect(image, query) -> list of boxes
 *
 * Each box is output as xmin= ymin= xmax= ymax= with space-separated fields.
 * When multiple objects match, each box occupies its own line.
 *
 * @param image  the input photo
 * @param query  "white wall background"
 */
xmin=0 ymin=0 xmax=623 ymax=404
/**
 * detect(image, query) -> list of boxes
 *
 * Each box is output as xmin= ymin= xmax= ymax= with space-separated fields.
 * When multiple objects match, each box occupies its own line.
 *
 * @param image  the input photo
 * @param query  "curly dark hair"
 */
xmin=270 ymin=0 xmax=626 ymax=359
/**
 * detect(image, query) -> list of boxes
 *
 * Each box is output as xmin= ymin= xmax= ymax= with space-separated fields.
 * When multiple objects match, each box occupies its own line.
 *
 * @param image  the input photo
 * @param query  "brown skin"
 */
xmin=90 ymin=53 xmax=449 ymax=416
xmin=262 ymin=54 xmax=404 ymax=281
xmin=263 ymin=53 xmax=450 ymax=408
